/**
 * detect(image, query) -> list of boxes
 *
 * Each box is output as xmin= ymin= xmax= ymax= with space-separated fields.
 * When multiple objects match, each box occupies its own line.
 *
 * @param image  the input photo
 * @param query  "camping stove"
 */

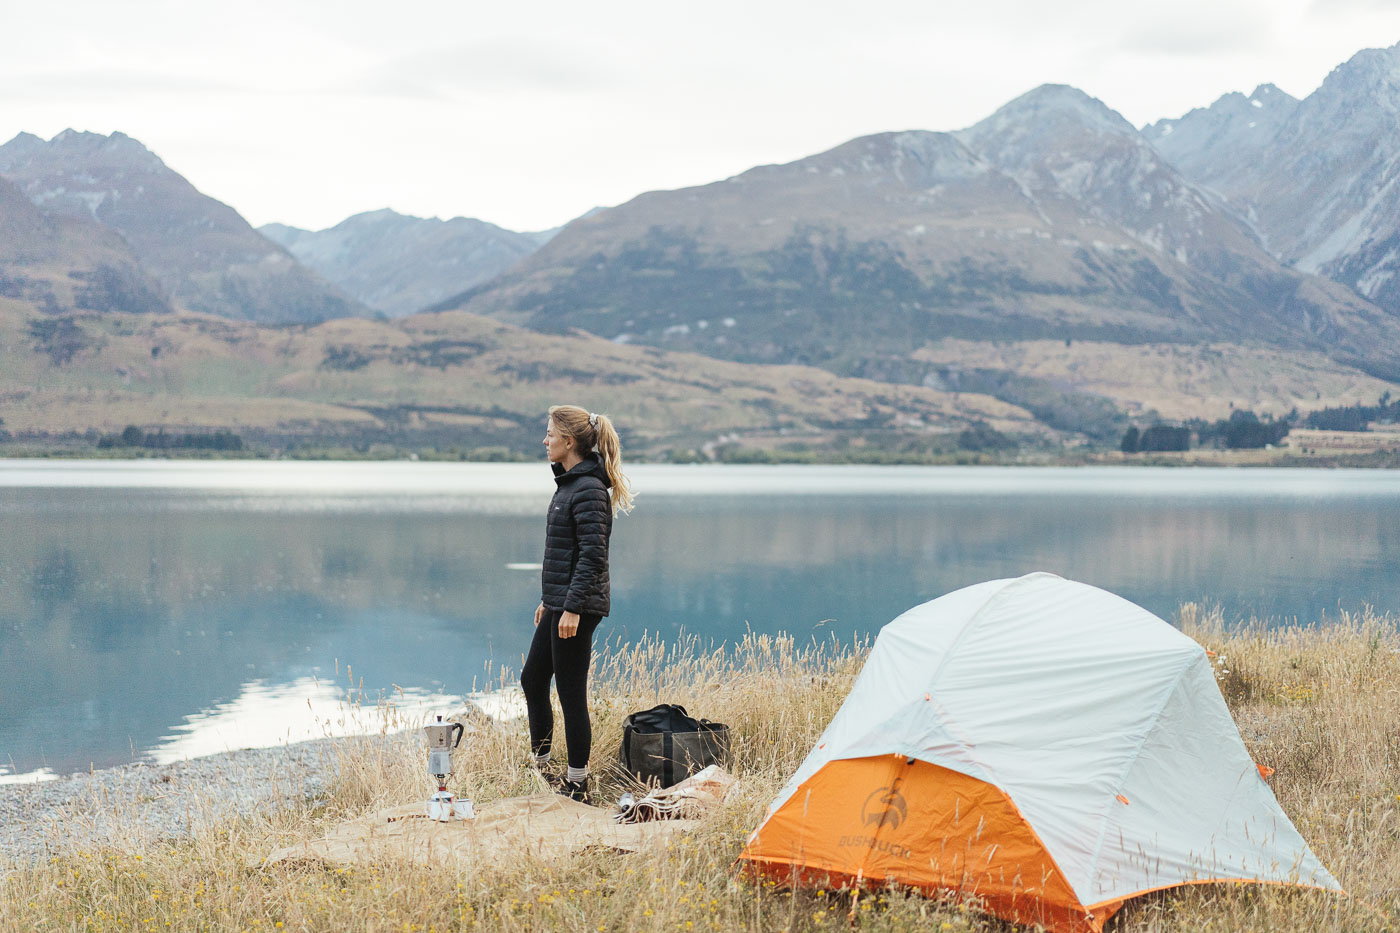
xmin=423 ymin=715 xmax=474 ymax=822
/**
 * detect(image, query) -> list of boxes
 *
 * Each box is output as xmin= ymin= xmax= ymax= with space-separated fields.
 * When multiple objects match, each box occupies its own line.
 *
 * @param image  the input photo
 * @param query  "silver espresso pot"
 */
xmin=424 ymin=715 xmax=464 ymax=782
xmin=423 ymin=714 xmax=473 ymax=822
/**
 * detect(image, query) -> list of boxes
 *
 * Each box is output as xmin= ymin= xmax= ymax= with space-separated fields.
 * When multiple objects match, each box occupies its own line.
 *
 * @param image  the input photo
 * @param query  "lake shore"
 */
xmin=1 ymin=439 xmax=1398 ymax=468
xmin=0 ymin=737 xmax=344 ymax=865
xmin=2 ymin=614 xmax=1398 ymax=931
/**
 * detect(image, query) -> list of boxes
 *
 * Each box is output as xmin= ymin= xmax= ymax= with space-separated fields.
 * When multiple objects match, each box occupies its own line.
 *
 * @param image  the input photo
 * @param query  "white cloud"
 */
xmin=2 ymin=0 xmax=1398 ymax=232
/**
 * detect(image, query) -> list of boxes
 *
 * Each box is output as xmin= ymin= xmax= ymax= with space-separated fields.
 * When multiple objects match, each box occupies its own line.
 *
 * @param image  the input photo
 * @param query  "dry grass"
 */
xmin=912 ymin=338 xmax=1396 ymax=424
xmin=2 ymin=615 xmax=1398 ymax=932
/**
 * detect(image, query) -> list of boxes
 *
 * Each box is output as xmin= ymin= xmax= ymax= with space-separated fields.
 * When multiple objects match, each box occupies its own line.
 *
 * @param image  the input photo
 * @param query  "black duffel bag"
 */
xmin=617 ymin=703 xmax=731 ymax=789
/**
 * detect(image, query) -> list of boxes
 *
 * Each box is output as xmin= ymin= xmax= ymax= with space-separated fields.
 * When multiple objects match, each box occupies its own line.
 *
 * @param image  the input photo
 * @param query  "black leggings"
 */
xmin=520 ymin=608 xmax=603 ymax=770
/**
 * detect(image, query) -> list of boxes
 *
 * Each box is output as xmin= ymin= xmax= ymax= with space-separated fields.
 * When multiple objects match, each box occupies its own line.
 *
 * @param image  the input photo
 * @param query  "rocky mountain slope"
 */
xmin=443 ymin=85 xmax=1399 ymax=384
xmin=1142 ymin=84 xmax=1299 ymax=186
xmin=0 ymin=175 xmax=170 ymax=320
xmin=1145 ymin=42 xmax=1400 ymax=318
xmin=261 ymin=209 xmax=550 ymax=317
xmin=0 ymin=130 xmax=365 ymax=324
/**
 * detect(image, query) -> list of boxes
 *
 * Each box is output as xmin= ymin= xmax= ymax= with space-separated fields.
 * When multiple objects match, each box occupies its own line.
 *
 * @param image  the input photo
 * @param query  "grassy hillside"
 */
xmin=5 ymin=301 xmax=1396 ymax=459
xmin=0 ymin=304 xmax=1036 ymax=456
xmin=912 ymin=339 xmax=1400 ymax=422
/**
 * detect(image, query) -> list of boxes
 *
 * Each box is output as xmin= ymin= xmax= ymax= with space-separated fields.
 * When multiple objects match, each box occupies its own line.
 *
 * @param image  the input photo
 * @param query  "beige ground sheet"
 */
xmin=260 ymin=794 xmax=698 ymax=868
xmin=619 ymin=765 xmax=738 ymax=822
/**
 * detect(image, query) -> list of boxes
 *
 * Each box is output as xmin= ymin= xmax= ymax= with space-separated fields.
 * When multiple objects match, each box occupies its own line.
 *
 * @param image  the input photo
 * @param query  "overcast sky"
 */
xmin=3 ymin=1 xmax=1397 ymax=233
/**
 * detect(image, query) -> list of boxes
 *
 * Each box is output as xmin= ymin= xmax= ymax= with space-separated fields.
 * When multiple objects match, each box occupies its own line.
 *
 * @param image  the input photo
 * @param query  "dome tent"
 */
xmin=738 ymin=573 xmax=1339 ymax=932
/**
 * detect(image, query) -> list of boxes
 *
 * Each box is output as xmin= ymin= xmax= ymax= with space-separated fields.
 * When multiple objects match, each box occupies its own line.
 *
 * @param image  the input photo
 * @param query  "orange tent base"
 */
xmin=737 ymin=756 xmax=1120 ymax=933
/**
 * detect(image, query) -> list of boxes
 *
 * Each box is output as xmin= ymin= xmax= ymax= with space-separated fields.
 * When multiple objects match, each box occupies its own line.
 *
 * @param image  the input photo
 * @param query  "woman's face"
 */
xmin=543 ymin=419 xmax=574 ymax=464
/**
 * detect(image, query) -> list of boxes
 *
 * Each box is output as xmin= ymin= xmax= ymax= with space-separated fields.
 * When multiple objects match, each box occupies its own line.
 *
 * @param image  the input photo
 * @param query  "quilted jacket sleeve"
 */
xmin=564 ymin=482 xmax=612 ymax=613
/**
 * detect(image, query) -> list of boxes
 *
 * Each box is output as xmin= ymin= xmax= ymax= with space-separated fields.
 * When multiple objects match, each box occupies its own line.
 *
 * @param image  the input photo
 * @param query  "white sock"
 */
xmin=533 ymin=752 xmax=550 ymax=767
xmin=566 ymin=765 xmax=588 ymax=783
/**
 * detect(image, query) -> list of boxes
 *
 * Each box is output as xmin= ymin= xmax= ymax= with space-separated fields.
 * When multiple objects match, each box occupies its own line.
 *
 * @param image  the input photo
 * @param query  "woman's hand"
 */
xmin=533 ymin=603 xmax=545 ymax=627
xmin=559 ymin=610 xmax=581 ymax=638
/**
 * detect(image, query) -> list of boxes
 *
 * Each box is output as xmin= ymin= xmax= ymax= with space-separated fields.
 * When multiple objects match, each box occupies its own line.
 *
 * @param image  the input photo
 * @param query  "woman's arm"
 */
xmin=564 ymin=484 xmax=611 ymax=615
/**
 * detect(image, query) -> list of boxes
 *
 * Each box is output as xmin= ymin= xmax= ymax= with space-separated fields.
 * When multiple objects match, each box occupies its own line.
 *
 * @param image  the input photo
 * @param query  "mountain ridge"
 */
xmin=0 ymin=129 xmax=367 ymax=323
xmin=440 ymin=85 xmax=1400 ymax=386
xmin=1145 ymin=42 xmax=1400 ymax=319
xmin=260 ymin=208 xmax=553 ymax=317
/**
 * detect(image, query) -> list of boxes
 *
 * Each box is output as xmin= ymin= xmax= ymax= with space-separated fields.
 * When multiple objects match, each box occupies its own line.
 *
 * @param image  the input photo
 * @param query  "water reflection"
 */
xmin=0 ymin=462 xmax=1397 ymax=778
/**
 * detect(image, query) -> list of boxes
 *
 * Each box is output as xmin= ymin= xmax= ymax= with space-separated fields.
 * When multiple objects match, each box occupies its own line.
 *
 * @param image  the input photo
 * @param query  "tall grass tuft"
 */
xmin=2 ymin=613 xmax=1397 ymax=931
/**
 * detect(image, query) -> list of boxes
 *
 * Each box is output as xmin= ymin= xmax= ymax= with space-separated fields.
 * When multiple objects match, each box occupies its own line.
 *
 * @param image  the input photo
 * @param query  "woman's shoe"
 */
xmin=558 ymin=776 xmax=590 ymax=803
xmin=532 ymin=759 xmax=564 ymax=787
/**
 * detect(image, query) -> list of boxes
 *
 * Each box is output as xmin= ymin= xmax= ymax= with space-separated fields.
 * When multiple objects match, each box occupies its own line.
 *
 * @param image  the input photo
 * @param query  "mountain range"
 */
xmin=441 ymin=53 xmax=1400 ymax=385
xmin=0 ymin=130 xmax=364 ymax=323
xmin=2 ymin=42 xmax=1399 ymax=451
xmin=261 ymin=209 xmax=556 ymax=317
xmin=1145 ymin=43 xmax=1400 ymax=319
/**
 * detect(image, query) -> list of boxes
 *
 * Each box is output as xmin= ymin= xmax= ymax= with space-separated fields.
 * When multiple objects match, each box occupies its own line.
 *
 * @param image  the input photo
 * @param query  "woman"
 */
xmin=521 ymin=405 xmax=633 ymax=802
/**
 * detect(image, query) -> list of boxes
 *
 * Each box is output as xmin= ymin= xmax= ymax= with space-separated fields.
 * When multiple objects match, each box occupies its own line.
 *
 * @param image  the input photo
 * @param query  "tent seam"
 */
xmin=1082 ymin=646 xmax=1198 ymax=899
xmin=908 ymin=573 xmax=1059 ymax=787
xmin=925 ymin=574 xmax=1046 ymax=690
xmin=757 ymin=576 xmax=1050 ymax=843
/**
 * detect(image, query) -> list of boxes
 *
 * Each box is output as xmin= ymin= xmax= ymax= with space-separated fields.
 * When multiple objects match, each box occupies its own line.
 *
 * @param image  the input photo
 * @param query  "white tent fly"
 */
xmin=739 ymin=573 xmax=1340 ymax=933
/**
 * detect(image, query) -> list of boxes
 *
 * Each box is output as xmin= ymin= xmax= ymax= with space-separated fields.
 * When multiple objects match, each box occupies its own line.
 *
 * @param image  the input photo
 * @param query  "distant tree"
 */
xmin=1304 ymin=394 xmax=1400 ymax=431
xmin=1120 ymin=426 xmax=1140 ymax=453
xmin=957 ymin=421 xmax=1016 ymax=452
xmin=1305 ymin=406 xmax=1370 ymax=431
xmin=1223 ymin=410 xmax=1289 ymax=449
xmin=1138 ymin=424 xmax=1191 ymax=452
xmin=211 ymin=431 xmax=244 ymax=451
xmin=95 ymin=426 xmax=245 ymax=452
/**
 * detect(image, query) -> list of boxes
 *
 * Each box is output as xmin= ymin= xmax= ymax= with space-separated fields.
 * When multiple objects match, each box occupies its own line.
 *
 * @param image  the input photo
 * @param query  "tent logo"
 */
xmin=861 ymin=786 xmax=908 ymax=830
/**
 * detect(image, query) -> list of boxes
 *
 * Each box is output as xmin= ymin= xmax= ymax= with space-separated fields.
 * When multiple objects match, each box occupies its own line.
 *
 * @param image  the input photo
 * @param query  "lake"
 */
xmin=2 ymin=460 xmax=1397 ymax=781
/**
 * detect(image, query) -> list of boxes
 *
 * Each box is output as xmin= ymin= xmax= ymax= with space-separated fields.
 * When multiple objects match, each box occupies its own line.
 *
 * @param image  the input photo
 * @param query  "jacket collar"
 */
xmin=552 ymin=453 xmax=611 ymax=487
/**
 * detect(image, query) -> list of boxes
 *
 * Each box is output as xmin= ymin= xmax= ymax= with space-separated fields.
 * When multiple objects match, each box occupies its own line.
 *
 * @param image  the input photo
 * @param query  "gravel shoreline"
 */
xmin=0 ymin=738 xmax=346 ymax=864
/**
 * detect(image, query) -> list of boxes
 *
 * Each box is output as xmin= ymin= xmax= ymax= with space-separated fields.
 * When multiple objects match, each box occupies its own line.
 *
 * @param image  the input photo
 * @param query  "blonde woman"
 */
xmin=522 ymin=405 xmax=633 ymax=802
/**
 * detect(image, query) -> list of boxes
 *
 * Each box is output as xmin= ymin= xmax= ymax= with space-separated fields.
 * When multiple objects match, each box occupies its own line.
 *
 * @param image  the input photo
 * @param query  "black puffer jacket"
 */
xmin=541 ymin=454 xmax=613 ymax=616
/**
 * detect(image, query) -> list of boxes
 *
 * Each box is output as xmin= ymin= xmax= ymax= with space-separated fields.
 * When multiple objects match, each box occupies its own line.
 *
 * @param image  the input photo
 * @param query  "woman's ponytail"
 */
xmin=592 ymin=414 xmax=634 ymax=515
xmin=548 ymin=404 xmax=634 ymax=515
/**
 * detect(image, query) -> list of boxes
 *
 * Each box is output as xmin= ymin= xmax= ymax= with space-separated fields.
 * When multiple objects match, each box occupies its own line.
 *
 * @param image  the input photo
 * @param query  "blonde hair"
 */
xmin=548 ymin=405 xmax=634 ymax=515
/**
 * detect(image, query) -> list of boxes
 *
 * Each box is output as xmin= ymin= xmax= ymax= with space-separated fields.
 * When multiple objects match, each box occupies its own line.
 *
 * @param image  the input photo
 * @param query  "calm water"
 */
xmin=2 ymin=460 xmax=1398 ymax=780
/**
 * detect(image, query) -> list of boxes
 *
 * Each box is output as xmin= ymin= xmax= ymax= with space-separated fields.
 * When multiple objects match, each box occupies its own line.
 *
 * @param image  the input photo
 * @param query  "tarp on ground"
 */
xmin=260 ymin=793 xmax=697 ymax=868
